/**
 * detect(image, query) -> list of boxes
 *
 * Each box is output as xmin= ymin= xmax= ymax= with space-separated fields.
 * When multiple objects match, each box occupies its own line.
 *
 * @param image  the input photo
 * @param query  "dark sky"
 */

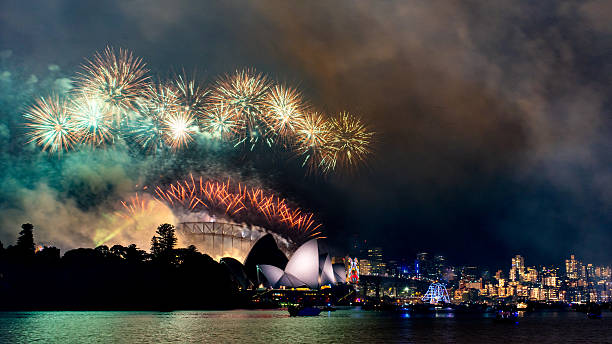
xmin=1 ymin=0 xmax=611 ymax=269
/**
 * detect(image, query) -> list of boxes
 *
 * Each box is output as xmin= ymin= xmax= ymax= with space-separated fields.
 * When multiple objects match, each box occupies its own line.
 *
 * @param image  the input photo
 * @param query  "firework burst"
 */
xmin=162 ymin=108 xmax=197 ymax=149
xmin=24 ymin=96 xmax=77 ymax=153
xmin=294 ymin=111 xmax=332 ymax=170
xmin=77 ymin=47 xmax=150 ymax=123
xmin=170 ymin=71 xmax=209 ymax=115
xmin=68 ymin=95 xmax=114 ymax=146
xmin=116 ymin=193 xmax=166 ymax=221
xmin=129 ymin=114 xmax=166 ymax=153
xmin=24 ymin=47 xmax=375 ymax=175
xmin=154 ymin=176 xmax=322 ymax=244
xmin=209 ymin=69 xmax=272 ymax=148
xmin=263 ymin=84 xmax=305 ymax=143
xmin=141 ymin=83 xmax=180 ymax=117
xmin=326 ymin=112 xmax=374 ymax=172
xmin=200 ymin=103 xmax=241 ymax=140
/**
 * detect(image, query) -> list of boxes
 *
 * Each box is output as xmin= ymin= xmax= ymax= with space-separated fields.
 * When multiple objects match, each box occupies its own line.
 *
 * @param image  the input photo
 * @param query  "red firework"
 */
xmin=153 ymin=175 xmax=322 ymax=243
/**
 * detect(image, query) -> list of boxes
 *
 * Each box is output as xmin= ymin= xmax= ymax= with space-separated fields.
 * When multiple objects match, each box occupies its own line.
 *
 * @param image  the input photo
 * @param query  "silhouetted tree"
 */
xmin=125 ymin=244 xmax=147 ymax=263
xmin=151 ymin=224 xmax=177 ymax=265
xmin=150 ymin=236 xmax=162 ymax=257
xmin=16 ymin=223 xmax=35 ymax=255
xmin=36 ymin=246 xmax=61 ymax=263
xmin=156 ymin=223 xmax=177 ymax=252
xmin=110 ymin=245 xmax=127 ymax=259
xmin=95 ymin=245 xmax=110 ymax=257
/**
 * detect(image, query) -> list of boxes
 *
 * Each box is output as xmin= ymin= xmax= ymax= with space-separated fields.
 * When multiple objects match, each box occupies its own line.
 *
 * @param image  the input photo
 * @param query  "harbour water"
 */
xmin=0 ymin=309 xmax=610 ymax=343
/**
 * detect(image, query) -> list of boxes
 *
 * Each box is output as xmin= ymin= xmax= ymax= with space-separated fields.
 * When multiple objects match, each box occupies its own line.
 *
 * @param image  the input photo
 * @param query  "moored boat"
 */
xmin=288 ymin=305 xmax=322 ymax=317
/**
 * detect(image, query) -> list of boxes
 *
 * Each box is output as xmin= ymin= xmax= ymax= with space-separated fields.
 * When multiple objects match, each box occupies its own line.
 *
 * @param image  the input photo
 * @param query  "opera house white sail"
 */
xmin=258 ymin=239 xmax=346 ymax=288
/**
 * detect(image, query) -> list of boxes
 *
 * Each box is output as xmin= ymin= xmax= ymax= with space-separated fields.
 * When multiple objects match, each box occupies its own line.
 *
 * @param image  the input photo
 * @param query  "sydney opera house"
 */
xmin=178 ymin=221 xmax=346 ymax=289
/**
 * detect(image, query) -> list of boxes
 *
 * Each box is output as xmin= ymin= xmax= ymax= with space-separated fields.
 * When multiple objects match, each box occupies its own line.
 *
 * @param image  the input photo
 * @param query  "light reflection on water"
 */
xmin=0 ymin=310 xmax=610 ymax=343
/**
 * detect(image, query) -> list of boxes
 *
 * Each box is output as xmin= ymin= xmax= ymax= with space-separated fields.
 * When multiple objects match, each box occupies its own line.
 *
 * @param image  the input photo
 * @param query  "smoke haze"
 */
xmin=0 ymin=0 xmax=610 ymax=267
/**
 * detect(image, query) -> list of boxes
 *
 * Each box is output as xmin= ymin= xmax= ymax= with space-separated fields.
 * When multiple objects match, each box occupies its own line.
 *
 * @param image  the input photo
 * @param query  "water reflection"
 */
xmin=0 ymin=310 xmax=609 ymax=344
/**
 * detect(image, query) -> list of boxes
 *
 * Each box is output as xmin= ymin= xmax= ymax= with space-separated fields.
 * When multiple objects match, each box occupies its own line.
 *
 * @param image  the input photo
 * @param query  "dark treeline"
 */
xmin=0 ymin=223 xmax=245 ymax=310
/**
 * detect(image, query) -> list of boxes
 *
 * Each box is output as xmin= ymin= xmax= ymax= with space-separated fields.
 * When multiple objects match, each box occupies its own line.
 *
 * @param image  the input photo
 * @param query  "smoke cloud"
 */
xmin=0 ymin=1 xmax=610 ymax=267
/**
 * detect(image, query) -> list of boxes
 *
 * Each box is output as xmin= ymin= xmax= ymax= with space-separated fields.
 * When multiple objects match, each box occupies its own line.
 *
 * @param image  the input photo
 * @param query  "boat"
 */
xmin=321 ymin=304 xmax=337 ymax=312
xmin=494 ymin=306 xmax=518 ymax=323
xmin=288 ymin=305 xmax=322 ymax=317
xmin=516 ymin=302 xmax=528 ymax=311
xmin=586 ymin=303 xmax=602 ymax=319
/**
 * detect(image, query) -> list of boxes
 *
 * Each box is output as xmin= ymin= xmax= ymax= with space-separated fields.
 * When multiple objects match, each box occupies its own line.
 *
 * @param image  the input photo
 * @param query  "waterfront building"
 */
xmin=509 ymin=255 xmax=524 ymax=282
xmin=565 ymin=254 xmax=582 ymax=280
xmin=367 ymin=247 xmax=386 ymax=276
xmin=525 ymin=267 xmax=538 ymax=283
xmin=359 ymin=259 xmax=372 ymax=275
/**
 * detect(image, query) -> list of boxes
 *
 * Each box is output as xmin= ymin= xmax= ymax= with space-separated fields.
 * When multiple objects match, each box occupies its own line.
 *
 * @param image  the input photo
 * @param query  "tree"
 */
xmin=150 ymin=236 xmax=162 ymax=257
xmin=16 ymin=223 xmax=35 ymax=255
xmin=95 ymin=245 xmax=110 ymax=257
xmin=110 ymin=245 xmax=127 ymax=259
xmin=125 ymin=244 xmax=147 ymax=263
xmin=150 ymin=224 xmax=177 ymax=264
xmin=156 ymin=223 xmax=177 ymax=252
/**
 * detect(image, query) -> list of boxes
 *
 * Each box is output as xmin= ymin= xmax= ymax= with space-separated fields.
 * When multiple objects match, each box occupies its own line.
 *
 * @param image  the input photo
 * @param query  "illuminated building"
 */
xmin=258 ymin=238 xmax=346 ymax=288
xmin=509 ymin=255 xmax=524 ymax=282
xmin=525 ymin=267 xmax=538 ymax=283
xmin=433 ymin=255 xmax=446 ymax=280
xmin=416 ymin=252 xmax=432 ymax=279
xmin=565 ymin=254 xmax=582 ymax=280
xmin=367 ymin=247 xmax=385 ymax=276
xmin=422 ymin=283 xmax=450 ymax=304
xmin=359 ymin=259 xmax=372 ymax=275
xmin=461 ymin=266 xmax=478 ymax=282
xmin=347 ymin=257 xmax=360 ymax=284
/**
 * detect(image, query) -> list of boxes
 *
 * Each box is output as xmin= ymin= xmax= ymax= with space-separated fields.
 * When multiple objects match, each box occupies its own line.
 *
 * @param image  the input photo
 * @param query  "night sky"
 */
xmin=0 ymin=1 xmax=610 ymax=269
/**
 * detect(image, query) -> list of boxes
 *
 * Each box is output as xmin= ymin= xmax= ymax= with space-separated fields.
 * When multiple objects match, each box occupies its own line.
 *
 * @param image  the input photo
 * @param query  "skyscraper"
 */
xmin=367 ymin=247 xmax=385 ymax=276
xmin=510 ymin=255 xmax=525 ymax=282
xmin=565 ymin=254 xmax=581 ymax=280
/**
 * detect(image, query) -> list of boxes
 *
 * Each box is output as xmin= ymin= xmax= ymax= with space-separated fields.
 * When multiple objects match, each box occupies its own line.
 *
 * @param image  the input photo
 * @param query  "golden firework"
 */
xmin=201 ymin=103 xmax=242 ymax=140
xmin=209 ymin=68 xmax=272 ymax=148
xmin=326 ymin=111 xmax=373 ymax=172
xmin=170 ymin=71 xmax=209 ymax=114
xmin=295 ymin=111 xmax=332 ymax=170
xmin=262 ymin=84 xmax=305 ymax=143
xmin=162 ymin=108 xmax=197 ymax=150
xmin=77 ymin=47 xmax=150 ymax=123
xmin=24 ymin=95 xmax=77 ymax=153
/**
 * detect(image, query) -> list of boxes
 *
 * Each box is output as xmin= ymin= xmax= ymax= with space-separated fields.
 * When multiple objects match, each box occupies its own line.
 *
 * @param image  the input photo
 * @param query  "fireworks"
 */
xmin=68 ymin=95 xmax=114 ymax=146
xmin=209 ymin=69 xmax=272 ymax=148
xmin=263 ymin=84 xmax=305 ymax=142
xmin=154 ymin=176 xmax=322 ymax=244
xmin=76 ymin=47 xmax=150 ymax=122
xmin=24 ymin=47 xmax=374 ymax=174
xmin=130 ymin=112 xmax=166 ymax=153
xmin=141 ymin=83 xmax=180 ymax=117
xmin=116 ymin=193 xmax=165 ymax=221
xmin=24 ymin=96 xmax=77 ymax=153
xmin=326 ymin=112 xmax=373 ymax=172
xmin=200 ymin=103 xmax=241 ymax=140
xmin=170 ymin=71 xmax=209 ymax=114
xmin=162 ymin=108 xmax=197 ymax=149
xmin=294 ymin=111 xmax=332 ymax=170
